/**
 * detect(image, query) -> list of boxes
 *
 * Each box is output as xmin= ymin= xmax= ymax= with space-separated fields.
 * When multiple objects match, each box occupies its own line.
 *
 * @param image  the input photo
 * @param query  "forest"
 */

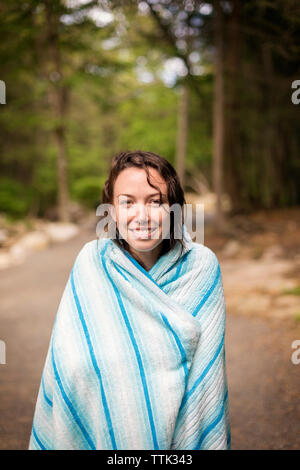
xmin=1 ymin=0 xmax=299 ymax=224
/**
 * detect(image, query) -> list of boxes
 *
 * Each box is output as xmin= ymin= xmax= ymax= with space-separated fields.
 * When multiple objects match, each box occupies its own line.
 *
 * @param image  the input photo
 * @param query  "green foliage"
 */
xmin=281 ymin=286 xmax=300 ymax=296
xmin=295 ymin=312 xmax=300 ymax=322
xmin=0 ymin=178 xmax=33 ymax=219
xmin=72 ymin=176 xmax=106 ymax=209
xmin=0 ymin=0 xmax=299 ymax=220
xmin=118 ymin=83 xmax=178 ymax=162
xmin=31 ymin=147 xmax=58 ymax=216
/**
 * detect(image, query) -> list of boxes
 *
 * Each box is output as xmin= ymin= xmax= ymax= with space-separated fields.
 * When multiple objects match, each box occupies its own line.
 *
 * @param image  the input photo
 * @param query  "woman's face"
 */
xmin=112 ymin=167 xmax=170 ymax=253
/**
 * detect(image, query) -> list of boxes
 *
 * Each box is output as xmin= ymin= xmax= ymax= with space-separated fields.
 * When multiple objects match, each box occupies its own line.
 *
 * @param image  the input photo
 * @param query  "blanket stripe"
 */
xmin=100 ymin=242 xmax=159 ymax=449
xmin=29 ymin=225 xmax=231 ymax=450
xmin=70 ymin=268 xmax=117 ymax=449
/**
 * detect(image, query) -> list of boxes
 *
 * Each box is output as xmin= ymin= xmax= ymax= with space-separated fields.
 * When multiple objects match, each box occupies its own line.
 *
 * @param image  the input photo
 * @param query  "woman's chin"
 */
xmin=131 ymin=237 xmax=161 ymax=250
xmin=124 ymin=232 xmax=163 ymax=253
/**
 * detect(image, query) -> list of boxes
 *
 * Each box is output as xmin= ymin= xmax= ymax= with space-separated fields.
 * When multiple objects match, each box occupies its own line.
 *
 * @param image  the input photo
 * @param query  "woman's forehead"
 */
xmin=114 ymin=167 xmax=167 ymax=193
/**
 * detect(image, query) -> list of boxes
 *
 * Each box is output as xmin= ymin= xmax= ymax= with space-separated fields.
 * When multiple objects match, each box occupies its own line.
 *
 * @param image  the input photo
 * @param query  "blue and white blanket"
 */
xmin=29 ymin=226 xmax=231 ymax=450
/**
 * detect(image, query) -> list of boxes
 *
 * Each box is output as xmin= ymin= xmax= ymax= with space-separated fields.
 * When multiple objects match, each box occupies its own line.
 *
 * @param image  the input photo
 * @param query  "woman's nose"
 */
xmin=134 ymin=203 xmax=149 ymax=221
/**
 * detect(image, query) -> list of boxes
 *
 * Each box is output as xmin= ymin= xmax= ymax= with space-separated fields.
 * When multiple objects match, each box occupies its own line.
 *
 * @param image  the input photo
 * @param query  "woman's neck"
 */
xmin=128 ymin=244 xmax=163 ymax=272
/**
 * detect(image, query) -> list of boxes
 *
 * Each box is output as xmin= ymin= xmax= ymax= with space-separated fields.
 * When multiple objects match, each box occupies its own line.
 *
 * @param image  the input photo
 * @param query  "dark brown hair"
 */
xmin=101 ymin=150 xmax=186 ymax=258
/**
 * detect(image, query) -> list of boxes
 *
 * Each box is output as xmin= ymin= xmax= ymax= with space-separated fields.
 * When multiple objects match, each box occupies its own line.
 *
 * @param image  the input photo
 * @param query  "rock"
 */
xmin=9 ymin=243 xmax=27 ymax=264
xmin=0 ymin=222 xmax=80 ymax=271
xmin=11 ymin=220 xmax=28 ymax=237
xmin=0 ymin=229 xmax=8 ymax=246
xmin=44 ymin=222 xmax=79 ymax=243
xmin=8 ymin=231 xmax=50 ymax=265
xmin=18 ymin=231 xmax=49 ymax=251
xmin=222 ymin=240 xmax=241 ymax=258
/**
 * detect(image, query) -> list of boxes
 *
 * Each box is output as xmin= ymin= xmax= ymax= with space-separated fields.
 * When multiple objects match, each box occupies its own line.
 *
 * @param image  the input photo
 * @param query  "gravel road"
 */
xmin=0 ymin=223 xmax=299 ymax=450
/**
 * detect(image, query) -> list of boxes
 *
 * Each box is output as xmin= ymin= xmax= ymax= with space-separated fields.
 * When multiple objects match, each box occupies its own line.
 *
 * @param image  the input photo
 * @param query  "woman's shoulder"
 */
xmin=80 ymin=237 xmax=111 ymax=252
xmin=190 ymin=241 xmax=220 ymax=268
xmin=73 ymin=238 xmax=110 ymax=267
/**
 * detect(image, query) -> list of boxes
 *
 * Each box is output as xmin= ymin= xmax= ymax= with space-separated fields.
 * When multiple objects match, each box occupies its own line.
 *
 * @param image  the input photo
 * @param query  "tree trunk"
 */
xmin=261 ymin=42 xmax=276 ymax=209
xmin=175 ymin=84 xmax=189 ymax=189
xmin=44 ymin=0 xmax=70 ymax=222
xmin=53 ymin=86 xmax=70 ymax=222
xmin=212 ymin=0 xmax=225 ymax=230
xmin=224 ymin=0 xmax=241 ymax=213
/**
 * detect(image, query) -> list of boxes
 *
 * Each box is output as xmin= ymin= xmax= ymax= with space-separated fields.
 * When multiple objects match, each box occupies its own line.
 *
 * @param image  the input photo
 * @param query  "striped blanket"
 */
xmin=29 ymin=226 xmax=231 ymax=450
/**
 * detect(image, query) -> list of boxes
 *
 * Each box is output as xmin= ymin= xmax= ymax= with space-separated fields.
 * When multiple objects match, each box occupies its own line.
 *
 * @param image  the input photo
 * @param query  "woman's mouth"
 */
xmin=128 ymin=226 xmax=159 ymax=240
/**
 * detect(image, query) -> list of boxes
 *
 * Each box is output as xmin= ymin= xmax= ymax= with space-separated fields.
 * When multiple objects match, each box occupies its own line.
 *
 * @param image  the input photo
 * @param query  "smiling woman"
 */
xmin=29 ymin=150 xmax=231 ymax=450
xmin=101 ymin=151 xmax=186 ymax=271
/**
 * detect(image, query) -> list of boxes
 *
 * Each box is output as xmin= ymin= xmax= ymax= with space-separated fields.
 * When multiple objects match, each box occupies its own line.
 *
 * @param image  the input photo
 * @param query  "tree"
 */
xmin=175 ymin=83 xmax=189 ymax=187
xmin=212 ymin=0 xmax=225 ymax=229
xmin=44 ymin=0 xmax=70 ymax=222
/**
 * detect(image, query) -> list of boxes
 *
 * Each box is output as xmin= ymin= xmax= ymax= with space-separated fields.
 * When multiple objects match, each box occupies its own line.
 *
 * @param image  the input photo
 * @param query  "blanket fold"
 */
xmin=29 ymin=226 xmax=231 ymax=450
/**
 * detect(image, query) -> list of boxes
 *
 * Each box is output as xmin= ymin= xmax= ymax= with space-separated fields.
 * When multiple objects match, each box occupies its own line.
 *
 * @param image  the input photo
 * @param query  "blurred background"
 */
xmin=0 ymin=0 xmax=299 ymax=450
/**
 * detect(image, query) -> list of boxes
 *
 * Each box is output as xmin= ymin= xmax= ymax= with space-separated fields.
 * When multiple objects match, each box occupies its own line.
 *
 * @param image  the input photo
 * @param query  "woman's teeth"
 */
xmin=129 ymin=227 xmax=158 ymax=238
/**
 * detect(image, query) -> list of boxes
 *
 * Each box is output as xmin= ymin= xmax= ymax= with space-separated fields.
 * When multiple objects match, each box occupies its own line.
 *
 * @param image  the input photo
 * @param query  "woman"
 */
xmin=29 ymin=150 xmax=231 ymax=450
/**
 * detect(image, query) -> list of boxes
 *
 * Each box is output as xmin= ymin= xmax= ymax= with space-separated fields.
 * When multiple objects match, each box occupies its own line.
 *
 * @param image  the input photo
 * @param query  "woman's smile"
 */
xmin=128 ymin=225 xmax=159 ymax=240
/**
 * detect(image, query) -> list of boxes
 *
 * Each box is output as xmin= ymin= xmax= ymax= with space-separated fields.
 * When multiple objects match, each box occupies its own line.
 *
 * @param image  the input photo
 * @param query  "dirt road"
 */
xmin=0 ymin=222 xmax=299 ymax=450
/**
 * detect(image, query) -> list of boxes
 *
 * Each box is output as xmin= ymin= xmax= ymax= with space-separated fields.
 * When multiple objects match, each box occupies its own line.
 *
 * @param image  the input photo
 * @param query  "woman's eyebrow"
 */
xmin=117 ymin=193 xmax=166 ymax=198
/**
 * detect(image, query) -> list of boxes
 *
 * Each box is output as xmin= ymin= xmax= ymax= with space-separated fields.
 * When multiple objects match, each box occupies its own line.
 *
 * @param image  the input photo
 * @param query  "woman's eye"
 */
xmin=120 ymin=200 xmax=132 ymax=206
xmin=150 ymin=200 xmax=161 ymax=206
xmin=119 ymin=199 xmax=161 ymax=207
